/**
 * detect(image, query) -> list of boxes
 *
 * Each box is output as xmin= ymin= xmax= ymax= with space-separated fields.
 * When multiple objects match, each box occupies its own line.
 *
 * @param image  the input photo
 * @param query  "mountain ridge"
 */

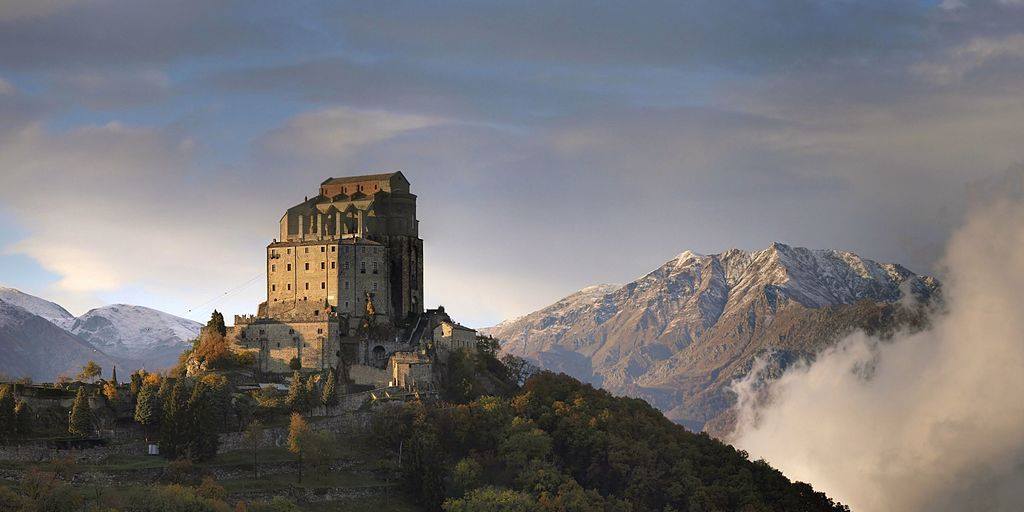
xmin=486 ymin=242 xmax=939 ymax=433
xmin=0 ymin=287 xmax=202 ymax=379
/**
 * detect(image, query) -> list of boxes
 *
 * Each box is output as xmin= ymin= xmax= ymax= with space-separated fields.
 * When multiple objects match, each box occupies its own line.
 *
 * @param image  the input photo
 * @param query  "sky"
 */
xmin=0 ymin=0 xmax=1022 ymax=328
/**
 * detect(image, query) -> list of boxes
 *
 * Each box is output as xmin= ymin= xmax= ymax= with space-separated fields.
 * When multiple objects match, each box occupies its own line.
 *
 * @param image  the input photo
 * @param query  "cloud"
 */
xmin=260 ymin=106 xmax=444 ymax=161
xmin=731 ymin=199 xmax=1024 ymax=512
xmin=912 ymin=34 xmax=1024 ymax=85
xmin=49 ymin=67 xmax=171 ymax=109
xmin=0 ymin=0 xmax=83 ymax=22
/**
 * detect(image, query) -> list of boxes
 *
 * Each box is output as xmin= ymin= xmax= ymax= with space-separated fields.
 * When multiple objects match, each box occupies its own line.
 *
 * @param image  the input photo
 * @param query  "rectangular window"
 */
xmin=321 ymin=246 xmax=325 ymax=252
xmin=321 ymin=282 xmax=326 ymax=289
xmin=272 ymin=285 xmax=276 ymax=291
xmin=287 ymin=248 xmax=291 ymax=254
xmin=287 ymin=264 xmax=292 ymax=271
xmin=305 ymin=262 xmax=310 ymax=270
xmin=331 ymin=262 xmax=335 ymax=269
xmin=287 ymin=284 xmax=291 ymax=290
xmin=305 ymin=247 xmax=309 ymax=253
xmin=321 ymin=262 xmax=325 ymax=270
xmin=317 ymin=328 xmax=323 ymax=334
xmin=372 ymin=282 xmax=377 ymax=291
xmin=372 ymin=262 xmax=378 ymax=274
xmin=360 ymin=261 xmax=366 ymax=274
xmin=305 ymin=282 xmax=309 ymax=290
xmin=271 ymin=264 xmax=276 ymax=272
xmin=331 ymin=246 xmax=336 ymax=252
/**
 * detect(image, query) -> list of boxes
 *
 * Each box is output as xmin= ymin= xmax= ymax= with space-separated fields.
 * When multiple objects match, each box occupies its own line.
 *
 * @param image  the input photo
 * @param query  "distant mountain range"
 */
xmin=0 ymin=287 xmax=202 ymax=381
xmin=484 ymin=242 xmax=940 ymax=435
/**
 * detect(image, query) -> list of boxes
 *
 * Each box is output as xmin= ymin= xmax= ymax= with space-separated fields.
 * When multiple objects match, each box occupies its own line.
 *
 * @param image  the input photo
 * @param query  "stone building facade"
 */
xmin=232 ymin=172 xmax=476 ymax=391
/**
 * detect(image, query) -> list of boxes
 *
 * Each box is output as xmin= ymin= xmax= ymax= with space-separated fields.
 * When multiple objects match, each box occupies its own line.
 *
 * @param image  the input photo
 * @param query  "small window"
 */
xmin=287 ymin=264 xmax=292 ymax=271
xmin=287 ymin=248 xmax=291 ymax=254
xmin=259 ymin=329 xmax=265 ymax=335
xmin=271 ymin=264 xmax=276 ymax=272
xmin=289 ymin=329 xmax=294 ymax=334
xmin=331 ymin=246 xmax=336 ymax=252
xmin=321 ymin=282 xmax=326 ymax=289
xmin=372 ymin=282 xmax=377 ymax=291
xmin=317 ymin=328 xmax=323 ymax=334
xmin=314 ymin=310 xmax=319 ymax=316
xmin=372 ymin=262 xmax=378 ymax=274
xmin=321 ymin=262 xmax=325 ymax=270
xmin=276 ymin=342 xmax=280 ymax=348
xmin=287 ymin=284 xmax=291 ymax=290
xmin=303 ymin=296 xmax=307 ymax=301
xmin=331 ymin=262 xmax=336 ymax=269
xmin=305 ymin=263 xmax=310 ymax=270
xmin=360 ymin=262 xmax=366 ymax=274
xmin=305 ymin=247 xmax=309 ymax=253
xmin=345 ymin=301 xmax=349 ymax=308
xmin=305 ymin=282 xmax=309 ymax=290
xmin=272 ymin=284 xmax=276 ymax=291
xmin=321 ymin=246 xmax=325 ymax=252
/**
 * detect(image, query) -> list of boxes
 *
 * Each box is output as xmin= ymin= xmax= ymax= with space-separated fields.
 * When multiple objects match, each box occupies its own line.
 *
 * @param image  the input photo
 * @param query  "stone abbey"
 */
xmin=231 ymin=172 xmax=476 ymax=389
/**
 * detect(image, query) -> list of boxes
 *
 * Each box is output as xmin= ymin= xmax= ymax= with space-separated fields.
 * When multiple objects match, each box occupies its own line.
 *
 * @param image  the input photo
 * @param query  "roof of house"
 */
xmin=320 ymin=172 xmax=406 ymax=185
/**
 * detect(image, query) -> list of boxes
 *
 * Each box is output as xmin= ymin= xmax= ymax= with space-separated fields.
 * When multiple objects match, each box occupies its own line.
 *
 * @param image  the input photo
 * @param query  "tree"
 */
xmin=444 ymin=487 xmax=537 ymax=512
xmin=286 ymin=372 xmax=307 ymax=412
xmin=68 ymin=388 xmax=93 ymax=437
xmin=160 ymin=379 xmax=191 ymax=459
xmin=207 ymin=310 xmax=227 ymax=337
xmin=187 ymin=380 xmax=220 ymax=462
xmin=287 ymin=413 xmax=311 ymax=483
xmin=134 ymin=382 xmax=161 ymax=432
xmin=129 ymin=371 xmax=144 ymax=398
xmin=77 ymin=361 xmax=101 ymax=383
xmin=0 ymin=385 xmax=15 ymax=442
xmin=102 ymin=381 xmax=120 ymax=405
xmin=244 ymin=420 xmax=264 ymax=479
xmin=110 ymin=365 xmax=118 ymax=385
xmin=14 ymin=401 xmax=30 ymax=437
xmin=321 ymin=370 xmax=338 ymax=407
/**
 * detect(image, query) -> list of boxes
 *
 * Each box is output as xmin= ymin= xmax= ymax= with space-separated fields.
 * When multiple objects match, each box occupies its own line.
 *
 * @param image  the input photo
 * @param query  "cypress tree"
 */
xmin=68 ymin=387 xmax=93 ymax=437
xmin=129 ymin=371 xmax=144 ymax=398
xmin=134 ymin=382 xmax=160 ymax=430
xmin=321 ymin=370 xmax=338 ymax=407
xmin=111 ymin=365 xmax=118 ymax=385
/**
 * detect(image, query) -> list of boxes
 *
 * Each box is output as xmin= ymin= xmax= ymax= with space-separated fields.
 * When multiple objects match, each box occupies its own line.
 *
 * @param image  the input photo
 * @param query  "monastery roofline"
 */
xmin=321 ymin=171 xmax=406 ymax=185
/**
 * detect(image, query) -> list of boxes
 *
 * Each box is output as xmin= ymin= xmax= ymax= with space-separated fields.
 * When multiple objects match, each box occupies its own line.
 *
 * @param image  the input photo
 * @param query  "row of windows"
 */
xmin=271 ymin=245 xmax=384 ymax=256
xmin=272 ymin=261 xmax=378 ymax=273
xmin=271 ymin=281 xmax=377 ymax=292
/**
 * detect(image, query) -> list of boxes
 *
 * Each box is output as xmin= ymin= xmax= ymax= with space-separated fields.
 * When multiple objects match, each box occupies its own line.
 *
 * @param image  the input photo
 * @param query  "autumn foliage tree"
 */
xmin=68 ymin=388 xmax=93 ymax=437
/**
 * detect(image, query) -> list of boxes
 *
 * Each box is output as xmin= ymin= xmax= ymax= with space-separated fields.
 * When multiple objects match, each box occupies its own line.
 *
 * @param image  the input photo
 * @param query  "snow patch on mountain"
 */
xmin=70 ymin=304 xmax=202 ymax=367
xmin=0 ymin=287 xmax=76 ymax=330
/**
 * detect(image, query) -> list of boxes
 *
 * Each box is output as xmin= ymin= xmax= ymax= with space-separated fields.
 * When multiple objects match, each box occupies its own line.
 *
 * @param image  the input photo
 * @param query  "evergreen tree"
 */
xmin=134 ymin=382 xmax=161 ymax=430
xmin=0 ymin=385 xmax=15 ymax=442
xmin=111 ymin=365 xmax=118 ymax=385
xmin=187 ymin=380 xmax=220 ymax=461
xmin=286 ymin=372 xmax=305 ymax=412
xmin=160 ymin=379 xmax=191 ymax=459
xmin=207 ymin=310 xmax=227 ymax=337
xmin=321 ymin=371 xmax=338 ymax=407
xmin=68 ymin=387 xmax=93 ymax=437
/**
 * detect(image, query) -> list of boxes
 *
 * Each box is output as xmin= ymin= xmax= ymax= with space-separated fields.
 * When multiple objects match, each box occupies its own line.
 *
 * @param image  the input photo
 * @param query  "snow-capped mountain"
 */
xmin=0 ymin=300 xmax=120 ymax=381
xmin=71 ymin=305 xmax=202 ymax=369
xmin=486 ymin=242 xmax=940 ymax=434
xmin=0 ymin=287 xmax=203 ymax=375
xmin=0 ymin=286 xmax=76 ymax=330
